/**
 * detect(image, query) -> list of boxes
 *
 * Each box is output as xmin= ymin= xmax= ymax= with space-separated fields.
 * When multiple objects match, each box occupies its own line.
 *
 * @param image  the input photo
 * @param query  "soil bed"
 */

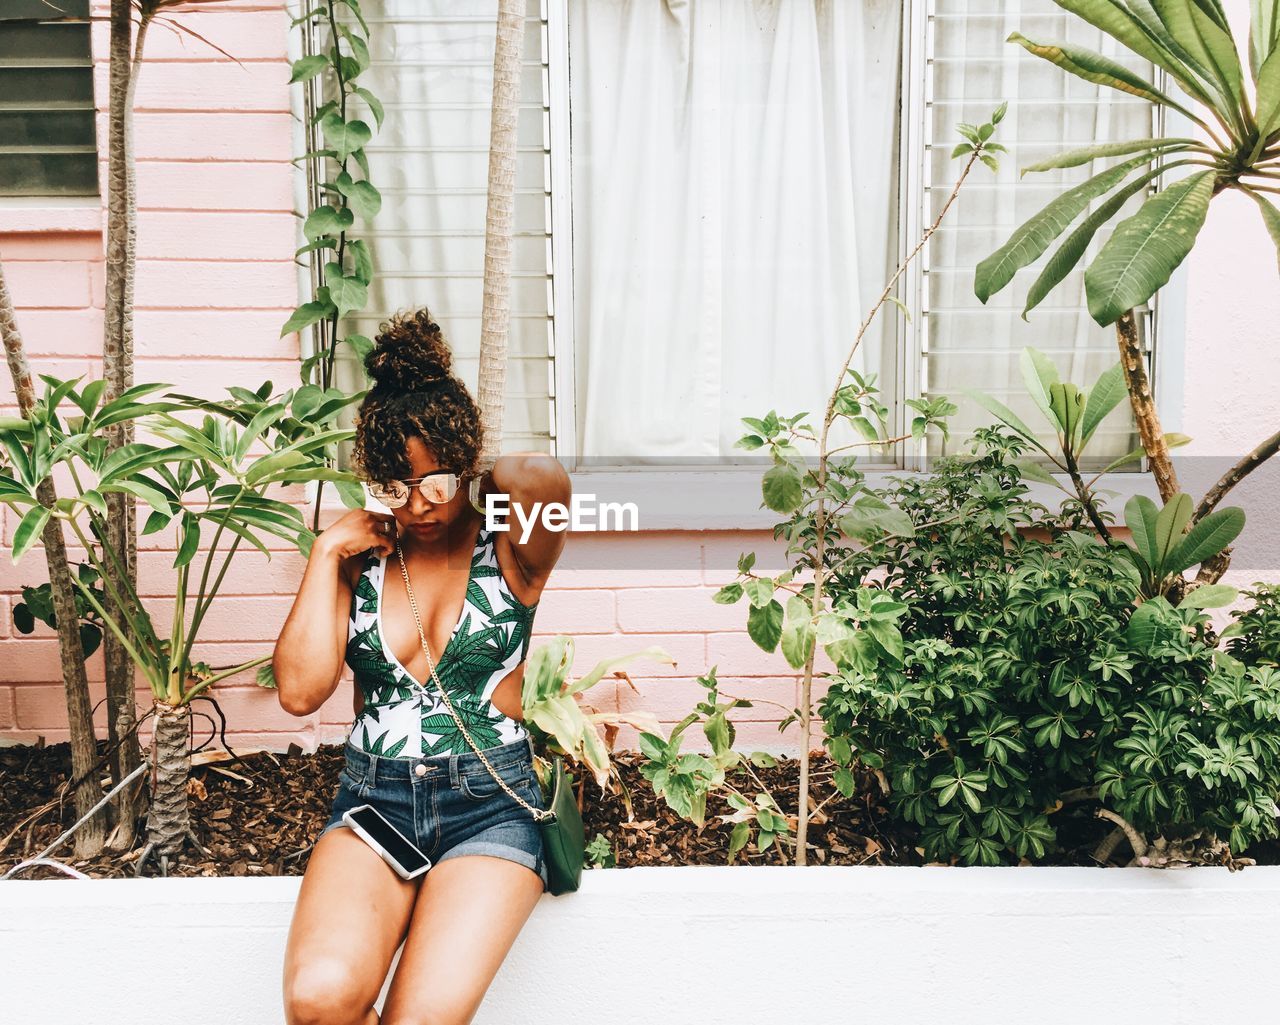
xmin=2 ymin=739 xmax=1273 ymax=879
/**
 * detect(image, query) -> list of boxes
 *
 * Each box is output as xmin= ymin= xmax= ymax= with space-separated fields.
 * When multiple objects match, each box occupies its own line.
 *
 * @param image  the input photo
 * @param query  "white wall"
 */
xmin=4 ymin=866 xmax=1279 ymax=1024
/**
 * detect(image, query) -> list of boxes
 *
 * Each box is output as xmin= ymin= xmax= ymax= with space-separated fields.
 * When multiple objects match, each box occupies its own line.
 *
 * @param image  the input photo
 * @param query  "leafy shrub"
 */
xmin=819 ymin=428 xmax=1280 ymax=864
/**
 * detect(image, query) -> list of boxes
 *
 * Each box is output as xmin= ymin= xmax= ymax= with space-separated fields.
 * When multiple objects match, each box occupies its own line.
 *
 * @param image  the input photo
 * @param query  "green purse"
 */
xmin=396 ymin=541 xmax=585 ymax=894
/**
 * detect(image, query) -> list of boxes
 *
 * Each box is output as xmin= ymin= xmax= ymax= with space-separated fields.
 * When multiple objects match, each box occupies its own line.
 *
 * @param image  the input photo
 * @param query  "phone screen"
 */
xmin=345 ymin=805 xmax=430 ymax=873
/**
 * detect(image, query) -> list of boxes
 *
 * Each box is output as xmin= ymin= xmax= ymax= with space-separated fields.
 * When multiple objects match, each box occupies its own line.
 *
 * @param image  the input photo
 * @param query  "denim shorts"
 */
xmin=319 ymin=733 xmax=548 ymax=891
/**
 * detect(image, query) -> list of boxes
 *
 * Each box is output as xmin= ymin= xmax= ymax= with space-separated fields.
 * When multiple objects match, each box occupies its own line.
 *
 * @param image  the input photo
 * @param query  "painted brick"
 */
xmin=614 ymin=674 xmax=800 ymax=722
xmin=617 ymin=586 xmax=751 ymax=633
xmin=142 ymin=595 xmax=293 ymax=643
xmin=3 ymin=261 xmax=92 ymax=309
xmin=136 ymin=211 xmax=296 ymax=260
xmin=706 ymin=631 xmax=838 ymax=677
xmin=0 ymin=597 xmax=8 ymax=640
xmin=530 ymin=589 xmax=616 ymax=633
xmin=11 ymin=679 xmax=145 ymax=730
xmin=129 ymin=161 xmax=295 ymax=212
xmin=91 ymin=10 xmax=291 ymax=62
xmin=92 ymin=61 xmax=292 ymax=114
xmin=0 ymin=687 xmax=13 ymax=728
xmin=137 ymin=549 xmax=310 ymax=597
xmin=317 ymin=681 xmax=362 ymax=726
xmin=1 ymin=641 xmax=105 ymax=683
xmin=551 ymin=531 xmax=705 ymax=587
xmin=701 ymin=531 xmax=794 ymax=584
xmin=5 ymin=308 xmax=106 ymax=357
xmin=0 ymin=233 xmax=101 ymax=261
xmin=544 ymin=632 xmax=704 ymax=678
xmin=134 ymin=261 xmax=296 ymax=308
xmin=88 ymin=261 xmax=105 ymax=307
xmin=133 ymin=309 xmax=299 ymax=359
xmin=208 ymin=684 xmax=313 ymax=733
xmin=131 ymin=356 xmax=302 ymax=398
xmin=101 ymin=112 xmax=294 ymax=162
xmin=203 ymin=729 xmax=319 ymax=756
xmin=607 ymin=717 xmax=817 ymax=755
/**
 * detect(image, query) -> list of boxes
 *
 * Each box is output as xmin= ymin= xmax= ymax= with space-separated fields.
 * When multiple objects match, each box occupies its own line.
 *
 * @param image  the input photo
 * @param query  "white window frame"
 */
xmin=304 ymin=0 xmax=1182 ymax=527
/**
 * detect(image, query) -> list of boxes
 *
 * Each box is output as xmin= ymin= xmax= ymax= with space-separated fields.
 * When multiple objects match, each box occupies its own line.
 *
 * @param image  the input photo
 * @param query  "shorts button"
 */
xmin=414 ymin=763 xmax=427 ymax=777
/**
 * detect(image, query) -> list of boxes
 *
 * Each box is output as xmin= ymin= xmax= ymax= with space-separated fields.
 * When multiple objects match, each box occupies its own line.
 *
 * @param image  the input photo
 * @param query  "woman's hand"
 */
xmin=313 ymin=508 xmax=397 ymax=562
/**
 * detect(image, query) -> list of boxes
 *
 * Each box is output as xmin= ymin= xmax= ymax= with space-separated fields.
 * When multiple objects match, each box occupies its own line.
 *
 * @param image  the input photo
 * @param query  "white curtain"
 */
xmin=569 ymin=0 xmax=903 ymax=464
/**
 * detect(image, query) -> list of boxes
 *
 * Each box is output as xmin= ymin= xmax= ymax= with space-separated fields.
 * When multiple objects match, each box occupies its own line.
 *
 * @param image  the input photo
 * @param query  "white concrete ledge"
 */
xmin=3 ymin=866 xmax=1278 ymax=1024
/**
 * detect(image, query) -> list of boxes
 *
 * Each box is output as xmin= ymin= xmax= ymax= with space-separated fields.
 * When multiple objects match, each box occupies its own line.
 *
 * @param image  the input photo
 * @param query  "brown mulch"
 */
xmin=2 ymin=739 xmax=1275 ymax=879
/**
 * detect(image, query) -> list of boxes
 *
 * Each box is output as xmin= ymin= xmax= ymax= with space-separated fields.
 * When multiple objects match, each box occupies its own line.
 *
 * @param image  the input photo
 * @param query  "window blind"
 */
xmin=0 ymin=0 xmax=97 ymax=197
xmin=305 ymin=0 xmax=555 ymax=455
xmin=918 ymin=0 xmax=1155 ymax=470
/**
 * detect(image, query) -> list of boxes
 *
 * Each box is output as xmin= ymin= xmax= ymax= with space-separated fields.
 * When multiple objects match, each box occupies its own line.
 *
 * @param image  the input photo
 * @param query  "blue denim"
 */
xmin=319 ymin=733 xmax=548 ymax=891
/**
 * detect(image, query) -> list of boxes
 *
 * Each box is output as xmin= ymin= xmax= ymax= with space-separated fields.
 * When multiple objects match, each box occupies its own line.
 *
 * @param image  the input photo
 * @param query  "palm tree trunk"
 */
xmin=475 ymin=0 xmax=526 ymax=468
xmin=101 ymin=0 xmax=151 ymax=852
xmin=0 ymin=265 xmax=107 ymax=860
xmin=142 ymin=700 xmax=193 ymax=860
xmin=1115 ymin=310 xmax=1179 ymax=503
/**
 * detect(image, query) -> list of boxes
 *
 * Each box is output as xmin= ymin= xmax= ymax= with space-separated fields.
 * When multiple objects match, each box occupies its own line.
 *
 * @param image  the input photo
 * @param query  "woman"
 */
xmin=275 ymin=308 xmax=570 ymax=1025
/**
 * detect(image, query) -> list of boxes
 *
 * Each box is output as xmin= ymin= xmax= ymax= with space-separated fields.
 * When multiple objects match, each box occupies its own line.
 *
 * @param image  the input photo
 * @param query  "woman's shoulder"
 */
xmin=337 ymin=546 xmax=379 ymax=593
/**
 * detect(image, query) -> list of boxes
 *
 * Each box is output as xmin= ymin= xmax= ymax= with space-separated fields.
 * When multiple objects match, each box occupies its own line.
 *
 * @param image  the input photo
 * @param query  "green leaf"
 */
xmin=289 ymin=55 xmax=329 ymax=83
xmin=12 ymin=504 xmax=50 ymax=562
xmin=353 ymin=86 xmax=385 ymax=130
xmin=1251 ymin=0 xmax=1280 ymax=78
xmin=281 ymin=300 xmax=336 ymax=338
xmin=780 ymin=595 xmax=814 ymax=670
xmin=174 ymin=513 xmax=201 ymax=570
xmin=1080 ymin=363 xmax=1128 ymax=448
xmin=1085 ymin=170 xmax=1216 ymax=325
xmin=962 ymin=389 xmax=1054 ymax=456
xmin=320 ymin=111 xmax=372 ymax=161
xmin=1019 ymin=347 xmax=1060 ymax=427
xmin=1022 ymin=164 xmax=1168 ymax=318
xmin=761 ymin=462 xmax=803 ymax=513
xmin=747 ymin=600 xmax=784 ymax=653
xmin=1178 ymin=583 xmax=1237 ymax=610
xmin=1125 ymin=494 xmax=1164 ymax=569
xmin=1020 ymin=137 xmax=1197 ymax=175
xmin=975 ymin=152 xmax=1161 ymax=302
xmin=348 ymin=239 xmax=374 ymax=285
xmin=324 ymin=263 xmax=368 ymax=316
xmin=1148 ymin=0 xmax=1243 ymax=108
xmin=1245 ymin=188 xmax=1280 ymax=276
xmin=1008 ymin=31 xmax=1195 ymax=113
xmin=1165 ymin=506 xmax=1245 ymax=574
xmin=336 ymin=173 xmax=381 ymax=220
xmin=302 ymin=204 xmax=354 ymax=240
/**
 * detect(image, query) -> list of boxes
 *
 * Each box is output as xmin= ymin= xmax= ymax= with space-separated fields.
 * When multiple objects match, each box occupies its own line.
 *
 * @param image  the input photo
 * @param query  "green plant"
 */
xmin=585 ymin=833 xmax=616 ymax=869
xmin=975 ymin=0 xmax=1280 ymax=533
xmin=12 ymin=565 xmax=106 ymax=659
xmin=0 ymin=375 xmax=358 ymax=870
xmin=965 ymin=346 xmax=1191 ymax=537
xmin=636 ymin=667 xmax=793 ymax=863
xmin=1222 ymin=582 xmax=1280 ymax=667
xmin=821 ymin=426 xmax=1280 ymax=864
xmin=286 ymin=0 xmax=384 ymax=525
xmin=1118 ymin=493 xmax=1244 ymax=603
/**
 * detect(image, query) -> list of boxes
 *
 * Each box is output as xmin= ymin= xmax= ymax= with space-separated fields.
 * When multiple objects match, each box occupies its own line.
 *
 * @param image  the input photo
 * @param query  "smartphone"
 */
xmin=342 ymin=804 xmax=432 ymax=880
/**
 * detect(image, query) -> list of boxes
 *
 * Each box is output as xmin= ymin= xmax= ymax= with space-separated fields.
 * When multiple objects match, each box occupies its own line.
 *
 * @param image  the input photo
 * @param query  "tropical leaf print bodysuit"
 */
xmin=344 ymin=525 xmax=538 ymax=758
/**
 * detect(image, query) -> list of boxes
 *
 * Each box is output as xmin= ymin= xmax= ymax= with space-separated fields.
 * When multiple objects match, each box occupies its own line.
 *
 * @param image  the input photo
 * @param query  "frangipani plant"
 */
xmin=975 ymin=0 xmax=1280 ymax=513
xmin=0 ymin=375 xmax=359 ymax=873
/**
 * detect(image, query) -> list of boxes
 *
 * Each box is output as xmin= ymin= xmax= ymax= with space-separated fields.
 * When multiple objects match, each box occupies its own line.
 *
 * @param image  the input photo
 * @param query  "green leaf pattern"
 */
xmin=343 ymin=528 xmax=538 ymax=757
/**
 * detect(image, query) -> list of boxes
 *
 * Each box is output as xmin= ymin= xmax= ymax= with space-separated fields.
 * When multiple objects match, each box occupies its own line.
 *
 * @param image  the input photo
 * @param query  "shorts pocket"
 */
xmin=339 ymin=764 xmax=368 ymax=796
xmin=459 ymin=763 xmax=533 ymax=802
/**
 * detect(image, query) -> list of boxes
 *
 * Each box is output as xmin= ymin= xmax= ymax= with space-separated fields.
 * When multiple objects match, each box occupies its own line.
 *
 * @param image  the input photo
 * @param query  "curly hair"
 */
xmin=351 ymin=307 xmax=484 ymax=483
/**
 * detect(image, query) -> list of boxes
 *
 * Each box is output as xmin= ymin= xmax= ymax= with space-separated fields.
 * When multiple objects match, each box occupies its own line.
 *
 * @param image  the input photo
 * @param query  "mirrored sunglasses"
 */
xmin=366 ymin=471 xmax=461 ymax=508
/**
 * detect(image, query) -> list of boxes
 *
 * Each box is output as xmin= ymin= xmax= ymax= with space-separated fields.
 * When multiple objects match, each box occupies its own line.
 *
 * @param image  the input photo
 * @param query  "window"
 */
xmin=302 ymin=0 xmax=1157 ymax=478
xmin=0 ymin=0 xmax=98 ymax=197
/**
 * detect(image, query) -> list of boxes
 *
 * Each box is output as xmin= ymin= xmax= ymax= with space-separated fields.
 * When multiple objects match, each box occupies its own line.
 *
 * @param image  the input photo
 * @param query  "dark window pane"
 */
xmin=0 ymin=152 xmax=98 ymax=195
xmin=0 ymin=110 xmax=96 ymax=148
xmin=0 ymin=24 xmax=93 ymax=63
xmin=0 ymin=1 xmax=91 ymax=21
xmin=0 ymin=68 xmax=95 ymax=105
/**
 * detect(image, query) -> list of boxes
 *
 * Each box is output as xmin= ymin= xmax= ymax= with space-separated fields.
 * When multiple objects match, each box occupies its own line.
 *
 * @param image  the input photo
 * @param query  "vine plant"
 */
xmin=283 ymin=0 xmax=386 ymax=525
xmin=711 ymin=107 xmax=1009 ymax=865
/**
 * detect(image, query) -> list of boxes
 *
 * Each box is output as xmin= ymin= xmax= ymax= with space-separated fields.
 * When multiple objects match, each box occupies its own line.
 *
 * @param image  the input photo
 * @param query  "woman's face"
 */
xmin=389 ymin=435 xmax=472 ymax=540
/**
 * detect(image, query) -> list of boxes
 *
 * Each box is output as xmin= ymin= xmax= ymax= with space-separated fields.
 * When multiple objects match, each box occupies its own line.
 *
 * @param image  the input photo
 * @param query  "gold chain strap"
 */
xmin=394 ymin=540 xmax=552 ymax=822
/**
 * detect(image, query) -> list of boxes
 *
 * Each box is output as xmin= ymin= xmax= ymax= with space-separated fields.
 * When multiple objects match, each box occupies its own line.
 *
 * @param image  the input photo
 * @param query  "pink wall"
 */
xmin=4 ymin=1 xmax=1277 ymax=756
xmin=0 ymin=3 xmax=809 ymax=754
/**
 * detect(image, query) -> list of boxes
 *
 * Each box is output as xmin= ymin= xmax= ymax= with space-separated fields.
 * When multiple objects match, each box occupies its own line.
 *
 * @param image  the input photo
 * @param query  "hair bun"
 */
xmin=364 ymin=307 xmax=453 ymax=392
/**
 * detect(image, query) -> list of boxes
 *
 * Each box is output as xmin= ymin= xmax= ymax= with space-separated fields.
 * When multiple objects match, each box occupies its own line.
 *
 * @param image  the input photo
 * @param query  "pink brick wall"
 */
xmin=0 ymin=4 xmax=807 ymax=755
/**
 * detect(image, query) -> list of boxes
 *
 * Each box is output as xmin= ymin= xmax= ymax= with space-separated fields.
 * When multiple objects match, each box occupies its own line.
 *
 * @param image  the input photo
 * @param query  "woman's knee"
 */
xmin=283 ymin=959 xmax=377 ymax=1025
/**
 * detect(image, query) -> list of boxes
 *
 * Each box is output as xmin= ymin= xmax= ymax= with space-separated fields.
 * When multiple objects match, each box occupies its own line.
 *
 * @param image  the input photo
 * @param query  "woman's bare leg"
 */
xmin=283 ymin=827 xmax=423 ymax=1025
xmin=378 ymin=855 xmax=544 ymax=1025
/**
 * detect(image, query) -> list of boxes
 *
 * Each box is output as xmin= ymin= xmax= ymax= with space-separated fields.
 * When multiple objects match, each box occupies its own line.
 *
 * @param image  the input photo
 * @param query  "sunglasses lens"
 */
xmin=368 ymin=480 xmax=409 ymax=507
xmin=418 ymin=473 xmax=457 ymax=504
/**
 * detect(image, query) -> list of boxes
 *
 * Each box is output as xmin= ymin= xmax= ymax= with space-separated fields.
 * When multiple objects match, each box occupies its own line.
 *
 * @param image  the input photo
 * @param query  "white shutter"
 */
xmin=915 ymin=0 xmax=1157 ymax=470
xmin=306 ymin=0 xmax=555 ymax=450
